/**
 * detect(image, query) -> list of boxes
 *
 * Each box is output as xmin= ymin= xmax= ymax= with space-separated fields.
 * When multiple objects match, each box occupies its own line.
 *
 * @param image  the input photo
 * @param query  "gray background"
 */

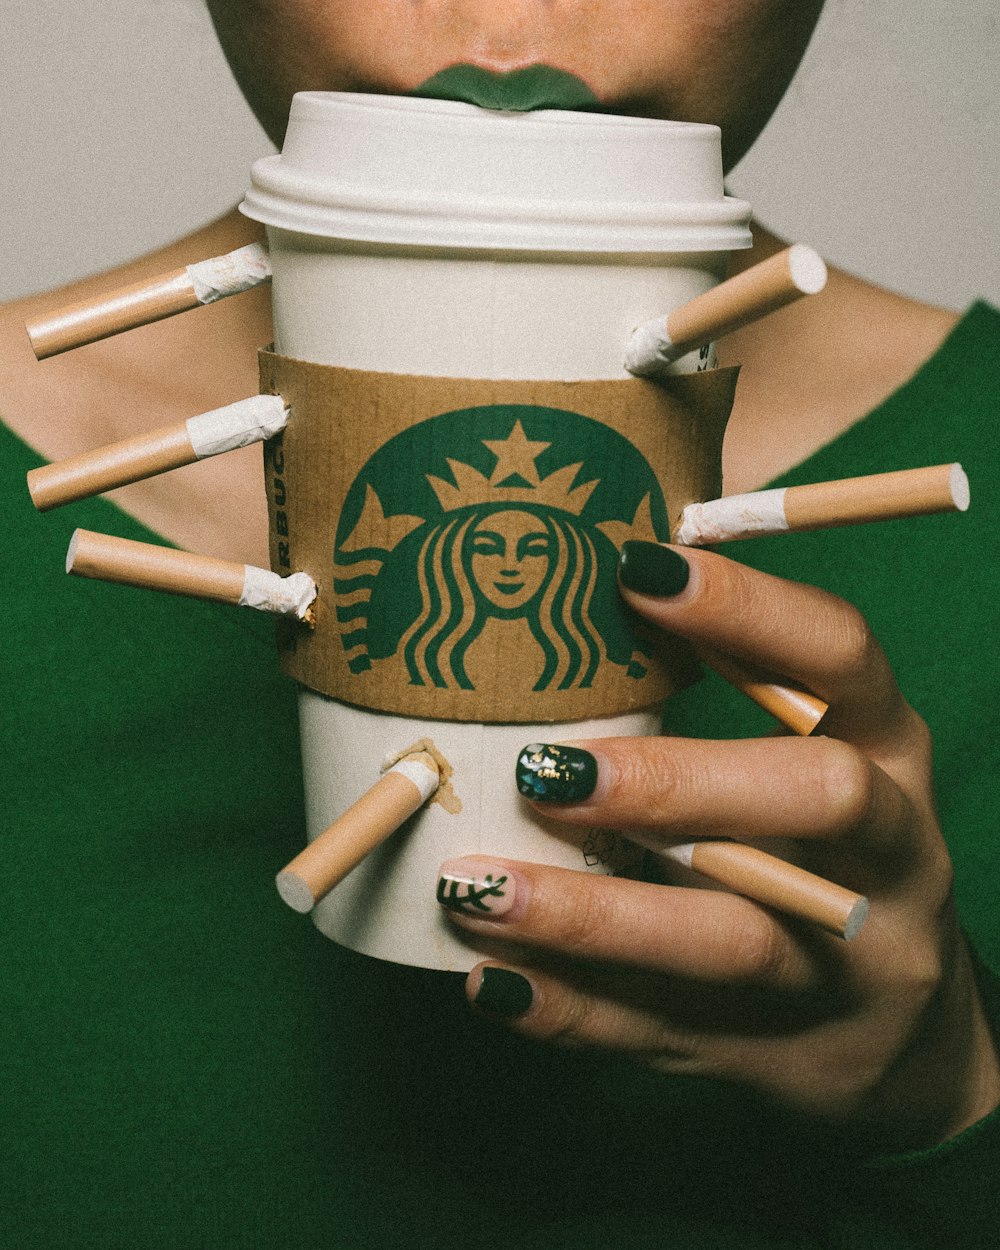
xmin=2 ymin=0 xmax=997 ymax=309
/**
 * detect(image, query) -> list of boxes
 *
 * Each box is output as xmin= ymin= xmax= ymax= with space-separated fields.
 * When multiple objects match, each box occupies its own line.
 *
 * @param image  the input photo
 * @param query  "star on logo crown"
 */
xmin=426 ymin=419 xmax=598 ymax=515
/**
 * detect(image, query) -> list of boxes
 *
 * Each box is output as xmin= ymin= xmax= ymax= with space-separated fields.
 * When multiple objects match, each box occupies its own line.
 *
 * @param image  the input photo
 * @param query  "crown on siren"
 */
xmin=426 ymin=419 xmax=598 ymax=515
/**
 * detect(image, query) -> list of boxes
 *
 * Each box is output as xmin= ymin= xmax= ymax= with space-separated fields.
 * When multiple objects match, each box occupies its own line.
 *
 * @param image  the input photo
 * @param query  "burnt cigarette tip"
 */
xmin=275 ymin=870 xmax=315 ymax=914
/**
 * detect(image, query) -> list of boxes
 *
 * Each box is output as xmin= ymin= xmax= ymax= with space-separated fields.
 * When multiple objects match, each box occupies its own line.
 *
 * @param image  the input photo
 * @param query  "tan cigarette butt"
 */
xmin=625 ymin=244 xmax=827 ymax=376
xmin=667 ymin=245 xmax=828 ymax=352
xmin=674 ymin=463 xmax=969 ymax=546
xmin=67 ymin=529 xmax=248 ymax=605
xmin=26 ymin=269 xmax=199 ymax=360
xmin=28 ymin=424 xmax=197 ymax=512
xmin=782 ymin=463 xmax=969 ymax=532
xmin=25 ymin=243 xmax=272 ymax=359
xmin=26 ymin=394 xmax=288 ymax=512
xmin=276 ymin=754 xmax=441 ymax=912
xmin=67 ymin=527 xmax=316 ymax=620
xmin=662 ymin=840 xmax=868 ymax=940
xmin=65 ymin=529 xmax=317 ymax=620
xmin=699 ymin=648 xmax=828 ymax=737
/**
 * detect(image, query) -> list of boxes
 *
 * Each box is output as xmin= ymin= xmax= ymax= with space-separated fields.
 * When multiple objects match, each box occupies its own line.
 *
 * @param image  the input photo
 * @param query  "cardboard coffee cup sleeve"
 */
xmin=259 ymin=353 xmax=738 ymax=724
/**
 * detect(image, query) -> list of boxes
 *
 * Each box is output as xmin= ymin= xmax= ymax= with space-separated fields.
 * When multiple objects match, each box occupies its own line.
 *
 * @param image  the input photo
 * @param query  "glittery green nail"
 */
xmin=515 ymin=743 xmax=598 ymax=803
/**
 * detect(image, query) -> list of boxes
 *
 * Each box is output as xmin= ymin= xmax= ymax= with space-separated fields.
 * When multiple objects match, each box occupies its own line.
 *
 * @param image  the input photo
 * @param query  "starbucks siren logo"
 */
xmin=331 ymin=405 xmax=671 ymax=695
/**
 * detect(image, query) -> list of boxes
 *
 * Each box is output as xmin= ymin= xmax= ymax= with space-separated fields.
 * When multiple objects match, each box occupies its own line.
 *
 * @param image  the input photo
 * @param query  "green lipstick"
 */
xmin=410 ymin=64 xmax=605 ymax=113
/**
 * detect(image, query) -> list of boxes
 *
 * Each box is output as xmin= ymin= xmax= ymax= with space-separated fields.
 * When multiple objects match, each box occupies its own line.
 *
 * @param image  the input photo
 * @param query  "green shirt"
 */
xmin=2 ymin=304 xmax=998 ymax=1248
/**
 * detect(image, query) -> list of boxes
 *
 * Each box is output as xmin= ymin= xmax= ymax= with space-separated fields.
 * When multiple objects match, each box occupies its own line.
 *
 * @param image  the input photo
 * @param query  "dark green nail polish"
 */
xmin=516 ymin=743 xmax=598 ymax=803
xmin=618 ymin=541 xmax=690 ymax=597
xmin=474 ymin=967 xmax=533 ymax=1018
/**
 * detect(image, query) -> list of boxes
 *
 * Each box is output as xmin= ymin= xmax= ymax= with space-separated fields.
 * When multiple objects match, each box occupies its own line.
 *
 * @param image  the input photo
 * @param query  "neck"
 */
xmin=716 ymin=221 xmax=957 ymax=493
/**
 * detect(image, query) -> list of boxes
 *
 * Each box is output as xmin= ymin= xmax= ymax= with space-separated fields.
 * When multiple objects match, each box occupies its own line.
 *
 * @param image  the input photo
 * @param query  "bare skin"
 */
xmin=3 ymin=0 xmax=993 ymax=1148
xmin=0 ymin=0 xmax=956 ymax=553
xmin=442 ymin=550 xmax=1000 ymax=1151
xmin=0 ymin=217 xmax=955 ymax=561
xmin=0 ymin=212 xmax=272 ymax=564
xmin=204 ymin=0 xmax=826 ymax=167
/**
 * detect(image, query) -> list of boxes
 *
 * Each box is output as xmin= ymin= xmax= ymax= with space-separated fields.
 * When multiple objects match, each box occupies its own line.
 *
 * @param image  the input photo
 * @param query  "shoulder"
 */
xmin=0 ymin=211 xmax=270 ymax=461
xmin=0 ymin=286 xmax=118 ymax=462
xmin=719 ymin=237 xmax=966 ymax=490
xmin=801 ymin=272 xmax=960 ymax=391
xmin=1 ymin=213 xmax=274 ymax=560
xmin=783 ymin=271 xmax=962 ymax=435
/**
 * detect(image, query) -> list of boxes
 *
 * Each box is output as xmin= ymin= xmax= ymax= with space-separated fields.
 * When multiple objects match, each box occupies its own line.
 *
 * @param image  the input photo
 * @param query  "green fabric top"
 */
xmin=3 ymin=304 xmax=998 ymax=1248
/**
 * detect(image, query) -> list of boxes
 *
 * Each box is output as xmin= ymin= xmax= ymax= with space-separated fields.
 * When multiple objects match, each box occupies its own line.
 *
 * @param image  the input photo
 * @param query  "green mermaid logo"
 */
xmin=331 ymin=404 xmax=671 ymax=698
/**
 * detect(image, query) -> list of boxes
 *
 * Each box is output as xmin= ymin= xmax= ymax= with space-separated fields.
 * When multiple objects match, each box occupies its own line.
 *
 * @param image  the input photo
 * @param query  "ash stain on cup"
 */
xmin=384 ymin=736 xmax=462 ymax=815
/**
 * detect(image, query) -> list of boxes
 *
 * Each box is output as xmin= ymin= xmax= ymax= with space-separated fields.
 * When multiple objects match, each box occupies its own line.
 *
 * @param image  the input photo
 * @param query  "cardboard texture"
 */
xmin=260 ymin=352 xmax=737 ymax=723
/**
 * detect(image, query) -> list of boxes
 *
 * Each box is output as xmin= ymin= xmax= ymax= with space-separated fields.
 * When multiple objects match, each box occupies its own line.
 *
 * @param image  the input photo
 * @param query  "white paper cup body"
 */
xmin=297 ymin=699 xmax=658 ymax=969
xmin=242 ymin=93 xmax=751 ymax=969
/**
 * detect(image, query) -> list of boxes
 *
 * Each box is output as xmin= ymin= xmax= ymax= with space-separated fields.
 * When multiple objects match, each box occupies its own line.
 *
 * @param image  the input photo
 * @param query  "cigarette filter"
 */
xmin=675 ymin=463 xmax=969 ymax=546
xmin=276 ymin=754 xmax=441 ymax=912
xmin=660 ymin=840 xmax=868 ymax=940
xmin=624 ymin=245 xmax=827 ymax=377
xmin=66 ymin=529 xmax=316 ymax=620
xmin=700 ymin=647 xmax=828 ymax=737
xmin=27 ymin=395 xmax=288 ymax=512
xmin=26 ymin=242 xmax=272 ymax=359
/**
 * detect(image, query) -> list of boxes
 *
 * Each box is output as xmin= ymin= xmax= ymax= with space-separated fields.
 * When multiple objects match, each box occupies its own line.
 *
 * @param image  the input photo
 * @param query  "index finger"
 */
xmin=617 ymin=542 xmax=912 ymax=745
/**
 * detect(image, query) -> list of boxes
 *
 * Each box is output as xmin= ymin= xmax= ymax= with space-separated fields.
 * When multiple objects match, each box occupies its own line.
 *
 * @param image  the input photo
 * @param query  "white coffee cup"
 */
xmin=242 ymin=92 xmax=751 ymax=970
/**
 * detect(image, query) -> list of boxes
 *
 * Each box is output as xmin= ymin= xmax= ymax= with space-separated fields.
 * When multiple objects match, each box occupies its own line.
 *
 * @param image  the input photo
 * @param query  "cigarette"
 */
xmin=624 ymin=245 xmax=827 ymax=377
xmin=698 ymin=647 xmax=828 ymax=737
xmin=66 ymin=528 xmax=317 ymax=621
xmin=275 ymin=754 xmax=441 ymax=913
xmin=660 ymin=840 xmax=868 ymax=940
xmin=25 ymin=242 xmax=272 ymax=360
xmin=674 ymin=464 xmax=970 ymax=546
xmin=26 ymin=394 xmax=288 ymax=512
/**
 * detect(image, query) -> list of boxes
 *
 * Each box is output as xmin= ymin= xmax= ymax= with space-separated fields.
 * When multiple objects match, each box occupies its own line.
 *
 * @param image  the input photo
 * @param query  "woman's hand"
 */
xmin=436 ymin=542 xmax=1000 ymax=1152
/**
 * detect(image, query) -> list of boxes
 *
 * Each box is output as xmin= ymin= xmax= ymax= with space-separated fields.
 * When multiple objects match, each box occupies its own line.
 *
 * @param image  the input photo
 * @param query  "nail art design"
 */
xmin=437 ymin=865 xmax=513 ymax=917
xmin=618 ymin=540 xmax=690 ymax=597
xmin=473 ymin=967 xmax=534 ymax=1018
xmin=515 ymin=743 xmax=598 ymax=803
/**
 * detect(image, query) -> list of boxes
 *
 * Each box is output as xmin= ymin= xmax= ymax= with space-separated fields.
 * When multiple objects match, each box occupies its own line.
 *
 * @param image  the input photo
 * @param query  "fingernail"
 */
xmin=473 ymin=967 xmax=534 ymax=1018
xmin=618 ymin=540 xmax=690 ymax=596
xmin=436 ymin=859 xmax=516 ymax=918
xmin=516 ymin=743 xmax=598 ymax=803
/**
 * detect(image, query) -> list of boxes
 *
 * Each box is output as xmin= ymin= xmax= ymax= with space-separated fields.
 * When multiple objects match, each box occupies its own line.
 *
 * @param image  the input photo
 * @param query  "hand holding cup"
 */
xmin=437 ymin=544 xmax=1000 ymax=1151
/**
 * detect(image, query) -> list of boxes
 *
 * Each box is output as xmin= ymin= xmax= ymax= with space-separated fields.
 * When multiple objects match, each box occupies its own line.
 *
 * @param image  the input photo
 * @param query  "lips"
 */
xmin=410 ymin=63 xmax=606 ymax=112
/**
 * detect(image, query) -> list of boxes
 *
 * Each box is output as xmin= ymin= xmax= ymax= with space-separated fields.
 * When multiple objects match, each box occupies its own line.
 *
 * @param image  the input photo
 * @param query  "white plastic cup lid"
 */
xmin=241 ymin=92 xmax=752 ymax=254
